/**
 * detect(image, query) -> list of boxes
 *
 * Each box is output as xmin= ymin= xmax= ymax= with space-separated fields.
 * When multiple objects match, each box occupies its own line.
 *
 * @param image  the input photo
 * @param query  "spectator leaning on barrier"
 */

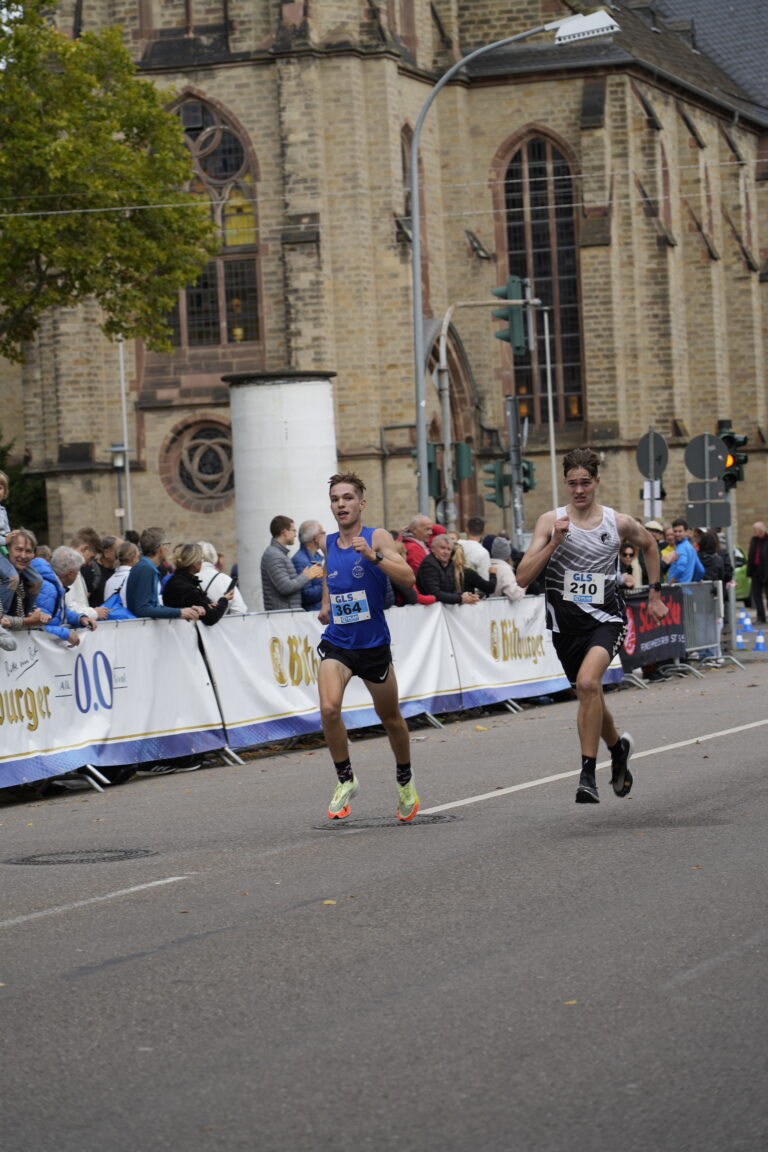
xmin=66 ymin=528 xmax=108 ymax=620
xmin=0 ymin=471 xmax=41 ymax=641
xmin=103 ymin=540 xmax=139 ymax=607
xmin=90 ymin=534 xmax=123 ymax=608
xmin=32 ymin=545 xmax=98 ymax=647
xmin=416 ymin=535 xmax=496 ymax=605
xmin=162 ymin=544 xmax=235 ymax=625
xmin=125 ymin=527 xmax=204 ymax=622
xmin=667 ymin=519 xmax=704 ymax=584
xmin=291 ymin=520 xmax=326 ymax=611
xmin=487 ymin=536 xmax=526 ymax=603
xmin=1 ymin=528 xmax=49 ymax=646
xmin=459 ymin=516 xmax=492 ymax=581
xmin=399 ymin=514 xmax=433 ymax=577
xmin=261 ymin=516 xmax=323 ymax=611
xmin=747 ymin=522 xmax=768 ymax=624
xmin=198 ymin=540 xmax=247 ymax=613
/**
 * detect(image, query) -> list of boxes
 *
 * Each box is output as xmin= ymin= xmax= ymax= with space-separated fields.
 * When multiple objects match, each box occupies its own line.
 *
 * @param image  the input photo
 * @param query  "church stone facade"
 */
xmin=5 ymin=1 xmax=767 ymax=552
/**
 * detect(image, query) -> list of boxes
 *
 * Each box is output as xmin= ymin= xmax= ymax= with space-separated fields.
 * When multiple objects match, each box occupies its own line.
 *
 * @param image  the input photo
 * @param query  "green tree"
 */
xmin=0 ymin=2 xmax=218 ymax=362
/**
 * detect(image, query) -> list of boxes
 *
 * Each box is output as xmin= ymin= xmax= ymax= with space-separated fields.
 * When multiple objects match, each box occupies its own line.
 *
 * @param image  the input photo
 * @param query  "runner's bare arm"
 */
xmin=366 ymin=528 xmax=415 ymax=586
xmin=616 ymin=515 xmax=668 ymax=620
xmin=516 ymin=511 xmax=567 ymax=587
xmin=318 ymin=565 xmax=331 ymax=625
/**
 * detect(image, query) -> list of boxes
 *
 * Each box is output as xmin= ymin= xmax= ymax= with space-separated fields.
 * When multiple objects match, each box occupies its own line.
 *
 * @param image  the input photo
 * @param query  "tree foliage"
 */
xmin=0 ymin=2 xmax=218 ymax=362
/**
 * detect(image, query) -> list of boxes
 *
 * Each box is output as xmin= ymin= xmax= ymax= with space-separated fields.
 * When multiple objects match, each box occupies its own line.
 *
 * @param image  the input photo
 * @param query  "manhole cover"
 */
xmin=314 ymin=814 xmax=458 ymax=831
xmin=4 ymin=848 xmax=157 ymax=866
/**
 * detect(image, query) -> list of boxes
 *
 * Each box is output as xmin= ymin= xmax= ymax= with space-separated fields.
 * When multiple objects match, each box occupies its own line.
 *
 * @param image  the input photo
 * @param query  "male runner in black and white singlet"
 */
xmin=517 ymin=448 xmax=668 ymax=803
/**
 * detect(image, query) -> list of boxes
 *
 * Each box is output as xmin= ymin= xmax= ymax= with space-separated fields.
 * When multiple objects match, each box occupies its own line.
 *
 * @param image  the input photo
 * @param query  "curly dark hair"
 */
xmin=562 ymin=447 xmax=600 ymax=478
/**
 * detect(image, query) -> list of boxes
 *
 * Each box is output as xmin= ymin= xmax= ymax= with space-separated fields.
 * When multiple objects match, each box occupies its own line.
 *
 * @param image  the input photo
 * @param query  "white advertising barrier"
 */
xmin=196 ymin=602 xmax=461 ymax=749
xmin=0 ymin=599 xmax=624 ymax=788
xmin=445 ymin=596 xmax=572 ymax=706
xmin=0 ymin=619 xmax=225 ymax=788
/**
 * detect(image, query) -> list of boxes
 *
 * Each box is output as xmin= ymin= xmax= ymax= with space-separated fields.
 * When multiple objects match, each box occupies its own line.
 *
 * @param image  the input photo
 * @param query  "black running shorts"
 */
xmin=317 ymin=639 xmax=392 ymax=683
xmin=551 ymin=621 xmax=626 ymax=685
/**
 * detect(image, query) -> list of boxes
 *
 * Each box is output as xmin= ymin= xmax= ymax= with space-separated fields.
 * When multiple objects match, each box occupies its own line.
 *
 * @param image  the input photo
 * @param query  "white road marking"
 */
xmin=0 ymin=876 xmax=190 ymax=930
xmin=421 ymin=718 xmax=768 ymax=814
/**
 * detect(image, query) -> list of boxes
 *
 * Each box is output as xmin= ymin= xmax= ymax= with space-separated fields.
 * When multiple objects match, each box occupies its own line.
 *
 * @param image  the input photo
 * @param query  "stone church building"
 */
xmin=2 ymin=0 xmax=766 ymax=556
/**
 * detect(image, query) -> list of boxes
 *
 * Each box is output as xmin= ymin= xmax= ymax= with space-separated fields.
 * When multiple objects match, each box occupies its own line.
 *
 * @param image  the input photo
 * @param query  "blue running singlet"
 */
xmin=322 ymin=526 xmax=391 ymax=649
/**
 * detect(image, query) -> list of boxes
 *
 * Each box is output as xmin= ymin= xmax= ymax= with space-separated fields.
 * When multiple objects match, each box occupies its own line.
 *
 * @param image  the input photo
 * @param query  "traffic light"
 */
xmin=452 ymin=442 xmax=473 ymax=482
xmin=521 ymin=458 xmax=537 ymax=493
xmin=717 ymin=420 xmax=748 ymax=490
xmin=491 ymin=275 xmax=527 ymax=355
xmin=426 ymin=441 xmax=440 ymax=501
xmin=482 ymin=460 xmax=506 ymax=507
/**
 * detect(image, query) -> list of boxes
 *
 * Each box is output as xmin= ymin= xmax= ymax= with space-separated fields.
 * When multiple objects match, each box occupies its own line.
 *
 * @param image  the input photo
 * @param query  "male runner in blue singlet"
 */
xmin=517 ymin=448 xmax=668 ymax=803
xmin=318 ymin=472 xmax=419 ymax=821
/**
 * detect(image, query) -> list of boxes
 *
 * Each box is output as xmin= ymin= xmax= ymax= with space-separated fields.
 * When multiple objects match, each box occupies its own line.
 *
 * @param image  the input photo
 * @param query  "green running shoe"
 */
xmin=328 ymin=775 xmax=359 ymax=820
xmin=396 ymin=778 xmax=420 ymax=822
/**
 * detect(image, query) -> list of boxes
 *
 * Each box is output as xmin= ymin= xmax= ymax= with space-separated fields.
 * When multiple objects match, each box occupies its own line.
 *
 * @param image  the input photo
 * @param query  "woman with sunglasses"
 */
xmin=619 ymin=541 xmax=642 ymax=589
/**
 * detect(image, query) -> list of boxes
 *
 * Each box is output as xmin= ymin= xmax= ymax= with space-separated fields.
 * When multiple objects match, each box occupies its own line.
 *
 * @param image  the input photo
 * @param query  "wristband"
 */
xmin=650 ymin=582 xmax=662 ymax=593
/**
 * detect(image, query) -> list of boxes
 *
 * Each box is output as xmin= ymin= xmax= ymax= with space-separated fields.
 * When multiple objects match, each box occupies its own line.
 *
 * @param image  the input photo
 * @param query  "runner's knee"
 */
xmin=320 ymin=698 xmax=342 ymax=727
xmin=575 ymin=672 xmax=601 ymax=699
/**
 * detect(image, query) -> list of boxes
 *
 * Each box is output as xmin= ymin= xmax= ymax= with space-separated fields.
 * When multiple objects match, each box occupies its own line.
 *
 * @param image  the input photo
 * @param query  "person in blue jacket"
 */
xmin=32 ymin=546 xmax=98 ymax=646
xmin=125 ymin=527 xmax=204 ymax=622
xmin=292 ymin=519 xmax=326 ymax=610
xmin=317 ymin=472 xmax=419 ymax=823
xmin=667 ymin=519 xmax=704 ymax=584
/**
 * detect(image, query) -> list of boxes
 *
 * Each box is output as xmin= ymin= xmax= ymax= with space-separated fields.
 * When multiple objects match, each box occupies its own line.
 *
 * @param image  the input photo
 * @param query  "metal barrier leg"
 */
xmin=219 ymin=747 xmax=245 ymax=766
xmin=422 ymin=711 xmax=445 ymax=729
xmin=81 ymin=766 xmax=108 ymax=791
xmin=621 ymin=672 xmax=649 ymax=690
xmin=503 ymin=699 xmax=524 ymax=712
xmin=658 ymin=660 xmax=704 ymax=680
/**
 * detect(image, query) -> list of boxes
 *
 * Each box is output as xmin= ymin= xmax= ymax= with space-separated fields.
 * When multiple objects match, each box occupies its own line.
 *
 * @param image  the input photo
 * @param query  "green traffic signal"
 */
xmin=491 ymin=275 xmax=527 ymax=355
xmin=482 ymin=460 xmax=505 ymax=507
xmin=521 ymin=458 xmax=537 ymax=493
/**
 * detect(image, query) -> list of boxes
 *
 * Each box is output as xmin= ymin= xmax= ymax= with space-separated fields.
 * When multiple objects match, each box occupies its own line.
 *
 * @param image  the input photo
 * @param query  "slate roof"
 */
xmin=465 ymin=1 xmax=768 ymax=130
xmin=654 ymin=0 xmax=767 ymax=112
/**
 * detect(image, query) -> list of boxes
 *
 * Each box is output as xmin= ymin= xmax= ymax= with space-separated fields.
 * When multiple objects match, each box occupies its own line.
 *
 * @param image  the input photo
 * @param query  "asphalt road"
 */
xmin=2 ymin=658 xmax=767 ymax=1152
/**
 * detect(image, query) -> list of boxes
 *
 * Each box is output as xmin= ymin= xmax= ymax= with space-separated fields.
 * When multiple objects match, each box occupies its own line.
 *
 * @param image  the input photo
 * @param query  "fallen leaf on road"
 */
xmin=563 ymin=1000 xmax=578 ymax=1005
xmin=323 ymin=900 xmax=337 ymax=905
xmin=475 ymin=725 xmax=488 ymax=731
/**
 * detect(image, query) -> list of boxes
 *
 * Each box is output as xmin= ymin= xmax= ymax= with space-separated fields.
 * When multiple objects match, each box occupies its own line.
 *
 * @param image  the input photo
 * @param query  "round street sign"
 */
xmin=684 ymin=433 xmax=727 ymax=479
xmin=636 ymin=431 xmax=669 ymax=480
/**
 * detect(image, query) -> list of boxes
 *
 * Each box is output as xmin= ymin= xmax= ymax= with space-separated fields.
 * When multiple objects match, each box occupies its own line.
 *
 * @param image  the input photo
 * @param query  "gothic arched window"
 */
xmin=169 ymin=99 xmax=260 ymax=348
xmin=504 ymin=138 xmax=583 ymax=423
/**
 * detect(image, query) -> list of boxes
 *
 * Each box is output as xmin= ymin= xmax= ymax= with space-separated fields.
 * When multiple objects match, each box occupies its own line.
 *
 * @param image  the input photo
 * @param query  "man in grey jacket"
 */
xmin=261 ymin=515 xmax=323 ymax=610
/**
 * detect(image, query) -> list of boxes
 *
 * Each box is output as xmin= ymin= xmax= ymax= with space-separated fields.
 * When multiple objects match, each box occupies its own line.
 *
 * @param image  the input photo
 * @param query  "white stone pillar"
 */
xmin=224 ymin=371 xmax=338 ymax=611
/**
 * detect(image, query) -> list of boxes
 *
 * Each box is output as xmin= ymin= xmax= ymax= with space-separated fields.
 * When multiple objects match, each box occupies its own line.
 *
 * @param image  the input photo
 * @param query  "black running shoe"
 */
xmin=610 ymin=732 xmax=635 ymax=797
xmin=575 ymin=770 xmax=599 ymax=804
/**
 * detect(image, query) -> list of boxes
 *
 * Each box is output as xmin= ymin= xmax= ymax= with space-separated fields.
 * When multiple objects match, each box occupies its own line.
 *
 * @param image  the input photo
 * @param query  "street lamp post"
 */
xmin=117 ymin=336 xmax=133 ymax=531
xmin=110 ymin=442 xmax=126 ymax=535
xmin=410 ymin=10 xmax=620 ymax=514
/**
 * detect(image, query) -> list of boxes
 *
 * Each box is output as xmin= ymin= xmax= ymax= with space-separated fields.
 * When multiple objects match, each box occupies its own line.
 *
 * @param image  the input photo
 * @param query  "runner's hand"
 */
xmin=647 ymin=597 xmax=669 ymax=622
xmin=553 ymin=516 xmax=570 ymax=545
xmin=318 ymin=606 xmax=330 ymax=625
xmin=351 ymin=536 xmax=370 ymax=556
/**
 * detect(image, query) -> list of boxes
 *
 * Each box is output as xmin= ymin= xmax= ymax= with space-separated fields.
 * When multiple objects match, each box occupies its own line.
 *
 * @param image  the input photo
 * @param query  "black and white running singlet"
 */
xmin=544 ymin=504 xmax=625 ymax=634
